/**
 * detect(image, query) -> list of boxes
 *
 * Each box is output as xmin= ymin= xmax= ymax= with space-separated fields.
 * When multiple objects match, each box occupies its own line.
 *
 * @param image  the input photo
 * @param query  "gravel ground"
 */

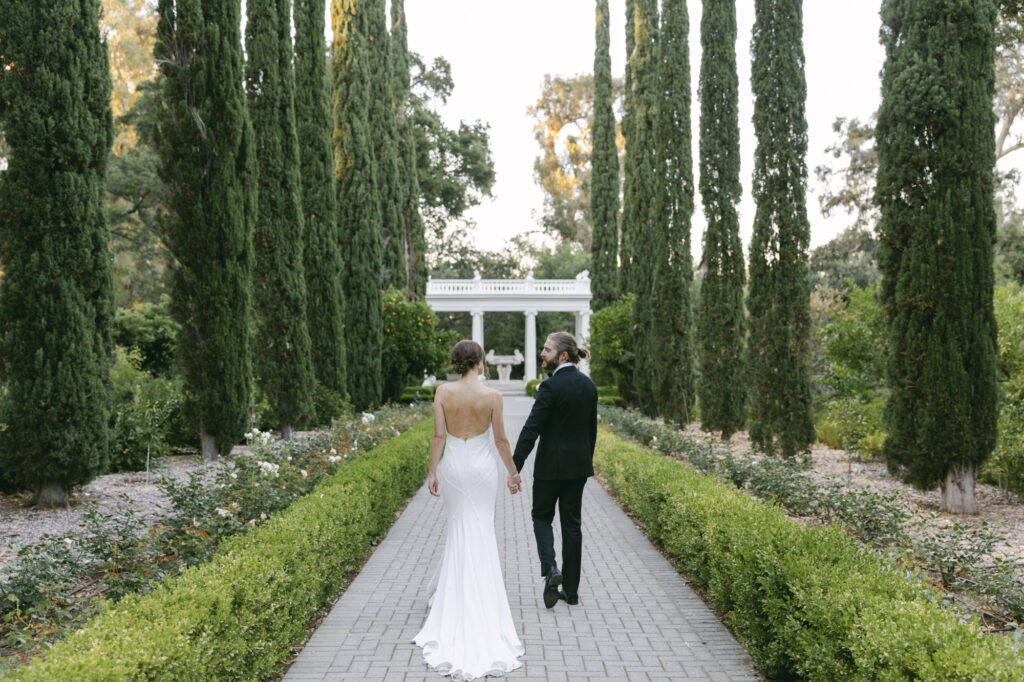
xmin=0 ymin=454 xmax=217 ymax=574
xmin=680 ymin=423 xmax=1024 ymax=564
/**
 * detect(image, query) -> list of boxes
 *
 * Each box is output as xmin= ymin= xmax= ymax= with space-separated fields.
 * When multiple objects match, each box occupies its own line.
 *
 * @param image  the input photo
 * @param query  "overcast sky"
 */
xmin=345 ymin=1 xmax=888 ymax=254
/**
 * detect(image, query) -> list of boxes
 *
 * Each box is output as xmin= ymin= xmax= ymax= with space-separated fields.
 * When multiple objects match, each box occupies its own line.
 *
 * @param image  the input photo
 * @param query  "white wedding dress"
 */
xmin=414 ymin=426 xmax=525 ymax=680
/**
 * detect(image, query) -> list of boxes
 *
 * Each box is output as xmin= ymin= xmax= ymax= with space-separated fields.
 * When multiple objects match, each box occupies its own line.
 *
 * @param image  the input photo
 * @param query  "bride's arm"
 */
xmin=490 ymin=393 xmax=521 ymax=494
xmin=427 ymin=387 xmax=447 ymax=496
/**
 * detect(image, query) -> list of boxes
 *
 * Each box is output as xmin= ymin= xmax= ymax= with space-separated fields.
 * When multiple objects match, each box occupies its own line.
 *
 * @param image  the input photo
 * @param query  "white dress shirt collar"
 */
xmin=552 ymin=361 xmax=573 ymax=375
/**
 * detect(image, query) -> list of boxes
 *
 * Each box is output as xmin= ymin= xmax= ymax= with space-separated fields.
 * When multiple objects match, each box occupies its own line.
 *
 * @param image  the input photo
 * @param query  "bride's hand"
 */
xmin=507 ymin=472 xmax=521 ymax=495
xmin=427 ymin=471 xmax=439 ymax=496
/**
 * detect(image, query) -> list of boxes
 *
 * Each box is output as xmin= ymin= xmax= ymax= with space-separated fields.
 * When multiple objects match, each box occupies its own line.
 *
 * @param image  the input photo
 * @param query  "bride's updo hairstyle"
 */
xmin=547 ymin=332 xmax=590 ymax=364
xmin=451 ymin=339 xmax=485 ymax=376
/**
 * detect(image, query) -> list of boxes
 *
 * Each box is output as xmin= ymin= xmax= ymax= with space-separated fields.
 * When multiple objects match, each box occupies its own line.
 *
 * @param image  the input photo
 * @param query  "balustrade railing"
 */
xmin=426 ymin=274 xmax=591 ymax=296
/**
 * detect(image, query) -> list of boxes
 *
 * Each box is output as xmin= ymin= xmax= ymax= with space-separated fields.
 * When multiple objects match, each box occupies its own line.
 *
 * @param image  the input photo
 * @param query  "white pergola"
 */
xmin=425 ymin=270 xmax=592 ymax=381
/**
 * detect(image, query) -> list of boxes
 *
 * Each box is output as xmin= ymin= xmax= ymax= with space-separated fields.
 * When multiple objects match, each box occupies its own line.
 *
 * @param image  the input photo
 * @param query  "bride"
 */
xmin=413 ymin=340 xmax=525 ymax=680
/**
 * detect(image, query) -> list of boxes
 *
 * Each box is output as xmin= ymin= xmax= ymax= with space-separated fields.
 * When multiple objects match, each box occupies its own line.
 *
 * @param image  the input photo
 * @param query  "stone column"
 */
xmin=471 ymin=309 xmax=484 ymax=351
xmin=576 ymin=309 xmax=593 ymax=377
xmin=524 ymin=309 xmax=537 ymax=380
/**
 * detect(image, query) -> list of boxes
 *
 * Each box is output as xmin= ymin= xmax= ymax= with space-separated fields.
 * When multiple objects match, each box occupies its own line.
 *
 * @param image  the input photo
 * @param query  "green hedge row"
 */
xmin=8 ymin=420 xmax=434 ymax=681
xmin=525 ymin=378 xmax=542 ymax=397
xmin=594 ymin=428 xmax=1023 ymax=681
xmin=399 ymin=384 xmax=437 ymax=402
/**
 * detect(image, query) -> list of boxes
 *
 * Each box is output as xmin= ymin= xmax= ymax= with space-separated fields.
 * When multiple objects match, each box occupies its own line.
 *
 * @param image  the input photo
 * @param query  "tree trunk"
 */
xmin=941 ymin=463 xmax=978 ymax=514
xmin=281 ymin=423 xmax=294 ymax=440
xmin=200 ymin=428 xmax=218 ymax=462
xmin=33 ymin=480 xmax=69 ymax=509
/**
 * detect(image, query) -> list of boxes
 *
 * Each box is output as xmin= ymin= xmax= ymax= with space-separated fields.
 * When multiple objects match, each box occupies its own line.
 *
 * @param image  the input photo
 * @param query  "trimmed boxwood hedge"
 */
xmin=8 ymin=420 xmax=433 ymax=681
xmin=594 ymin=428 xmax=1023 ymax=681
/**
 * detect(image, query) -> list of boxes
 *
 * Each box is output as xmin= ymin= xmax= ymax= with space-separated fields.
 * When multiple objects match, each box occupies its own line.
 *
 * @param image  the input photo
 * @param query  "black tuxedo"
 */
xmin=512 ymin=364 xmax=598 ymax=600
xmin=512 ymin=365 xmax=598 ymax=478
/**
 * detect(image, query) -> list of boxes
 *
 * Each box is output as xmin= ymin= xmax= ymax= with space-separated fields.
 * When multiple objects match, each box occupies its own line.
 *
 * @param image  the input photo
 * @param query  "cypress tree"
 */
xmin=650 ymin=0 xmax=695 ymax=425
xmin=295 ymin=0 xmax=348 ymax=407
xmin=590 ymin=0 xmax=620 ymax=312
xmin=246 ymin=0 xmax=317 ymax=438
xmin=697 ymin=0 xmax=746 ymax=440
xmin=875 ymin=0 xmax=999 ymax=513
xmin=619 ymin=0 xmax=636 ymax=295
xmin=746 ymin=0 xmax=815 ymax=458
xmin=0 ymin=0 xmax=114 ymax=506
xmin=391 ymin=0 xmax=427 ymax=299
xmin=333 ymin=0 xmax=383 ymax=410
xmin=367 ymin=0 xmax=407 ymax=292
xmin=152 ymin=0 xmax=255 ymax=461
xmin=627 ymin=0 xmax=660 ymax=417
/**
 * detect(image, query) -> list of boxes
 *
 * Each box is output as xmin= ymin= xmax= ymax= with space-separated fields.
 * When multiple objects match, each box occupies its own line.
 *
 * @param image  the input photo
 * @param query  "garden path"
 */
xmin=283 ymin=395 xmax=760 ymax=681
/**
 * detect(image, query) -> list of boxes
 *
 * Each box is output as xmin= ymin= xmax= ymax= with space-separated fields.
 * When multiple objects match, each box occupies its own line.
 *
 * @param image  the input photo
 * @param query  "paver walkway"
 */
xmin=284 ymin=395 xmax=760 ymax=681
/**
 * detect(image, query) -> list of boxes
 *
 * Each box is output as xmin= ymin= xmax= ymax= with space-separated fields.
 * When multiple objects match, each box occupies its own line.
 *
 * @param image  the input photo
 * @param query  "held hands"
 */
xmin=427 ymin=471 xmax=439 ymax=496
xmin=507 ymin=471 xmax=522 ymax=495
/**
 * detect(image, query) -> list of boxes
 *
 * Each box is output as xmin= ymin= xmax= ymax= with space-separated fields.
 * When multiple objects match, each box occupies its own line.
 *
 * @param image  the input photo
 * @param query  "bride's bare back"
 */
xmin=438 ymin=379 xmax=497 ymax=439
xmin=427 ymin=373 xmax=519 ymax=497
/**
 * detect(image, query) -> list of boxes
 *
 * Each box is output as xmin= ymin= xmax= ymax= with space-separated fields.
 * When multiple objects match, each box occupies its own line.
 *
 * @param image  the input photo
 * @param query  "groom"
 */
xmin=513 ymin=331 xmax=598 ymax=608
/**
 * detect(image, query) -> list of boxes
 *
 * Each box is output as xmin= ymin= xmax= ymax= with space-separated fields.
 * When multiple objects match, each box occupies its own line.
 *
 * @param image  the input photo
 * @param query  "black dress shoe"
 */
xmin=543 ymin=569 xmax=562 ymax=608
xmin=558 ymin=590 xmax=579 ymax=606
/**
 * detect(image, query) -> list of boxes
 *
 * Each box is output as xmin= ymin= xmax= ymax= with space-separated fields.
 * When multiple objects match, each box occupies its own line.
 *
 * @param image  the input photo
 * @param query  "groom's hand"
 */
xmin=507 ymin=472 xmax=521 ymax=494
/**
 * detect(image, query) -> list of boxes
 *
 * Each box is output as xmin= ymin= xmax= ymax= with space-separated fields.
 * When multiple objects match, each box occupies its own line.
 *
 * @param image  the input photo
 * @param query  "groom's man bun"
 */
xmin=547 ymin=332 xmax=589 ymax=364
xmin=451 ymin=339 xmax=485 ymax=376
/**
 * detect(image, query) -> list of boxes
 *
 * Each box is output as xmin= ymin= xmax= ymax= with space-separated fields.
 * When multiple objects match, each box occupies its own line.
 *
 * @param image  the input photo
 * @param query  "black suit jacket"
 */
xmin=513 ymin=365 xmax=598 ymax=480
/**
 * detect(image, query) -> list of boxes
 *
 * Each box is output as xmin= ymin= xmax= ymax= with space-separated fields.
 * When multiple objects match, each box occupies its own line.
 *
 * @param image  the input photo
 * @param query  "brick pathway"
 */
xmin=284 ymin=395 xmax=760 ymax=681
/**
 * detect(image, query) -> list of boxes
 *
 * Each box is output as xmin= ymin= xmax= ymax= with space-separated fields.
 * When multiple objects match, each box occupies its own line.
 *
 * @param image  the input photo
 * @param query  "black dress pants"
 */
xmin=531 ymin=477 xmax=588 ymax=597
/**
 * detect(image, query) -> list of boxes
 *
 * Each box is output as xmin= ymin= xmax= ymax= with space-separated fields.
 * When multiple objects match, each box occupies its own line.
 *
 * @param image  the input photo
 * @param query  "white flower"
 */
xmin=361 ymin=412 xmax=375 ymax=424
xmin=300 ymin=469 xmax=308 ymax=479
xmin=214 ymin=507 xmax=232 ymax=518
xmin=260 ymin=512 xmax=267 ymax=520
xmin=247 ymin=519 xmax=257 ymax=527
xmin=343 ymin=453 xmax=349 ymax=459
xmin=257 ymin=460 xmax=280 ymax=477
xmin=64 ymin=538 xmax=74 ymax=546
xmin=329 ymin=448 xmax=337 ymax=455
xmin=328 ymin=455 xmax=341 ymax=464
xmin=230 ymin=471 xmax=238 ymax=480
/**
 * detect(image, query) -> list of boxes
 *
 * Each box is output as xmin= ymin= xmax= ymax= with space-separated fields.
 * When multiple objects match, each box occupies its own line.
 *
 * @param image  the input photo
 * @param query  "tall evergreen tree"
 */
xmin=246 ymin=0 xmax=316 ymax=438
xmin=875 ymin=0 xmax=999 ymax=513
xmin=0 ymin=0 xmax=115 ymax=506
xmin=650 ymin=0 xmax=695 ymax=424
xmin=333 ymin=0 xmax=383 ymax=410
xmin=697 ymin=0 xmax=746 ymax=440
xmin=367 ymin=0 xmax=406 ymax=292
xmin=152 ymin=0 xmax=255 ymax=461
xmin=627 ymin=0 xmax=660 ymax=416
xmin=619 ymin=0 xmax=636 ymax=295
xmin=746 ymin=0 xmax=815 ymax=458
xmin=295 ymin=0 xmax=348 ymax=407
xmin=590 ymin=0 xmax=620 ymax=311
xmin=391 ymin=0 xmax=427 ymax=299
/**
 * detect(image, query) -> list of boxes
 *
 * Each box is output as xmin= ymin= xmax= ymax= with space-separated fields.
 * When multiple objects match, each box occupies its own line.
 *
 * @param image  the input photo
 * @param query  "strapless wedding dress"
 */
xmin=413 ymin=426 xmax=524 ymax=680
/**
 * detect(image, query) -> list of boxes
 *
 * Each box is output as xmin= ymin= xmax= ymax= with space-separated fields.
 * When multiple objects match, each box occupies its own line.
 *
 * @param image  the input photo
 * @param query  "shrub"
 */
xmin=816 ymin=395 xmax=887 ymax=456
xmin=109 ymin=347 xmax=185 ymax=472
xmin=595 ymin=429 xmax=1023 ymax=680
xmin=588 ymin=294 xmax=638 ymax=405
xmin=817 ymin=283 xmax=887 ymax=399
xmin=6 ymin=420 xmax=434 ymax=681
xmin=112 ymin=296 xmax=180 ymax=378
xmin=312 ymin=382 xmax=351 ymax=425
xmin=981 ymin=283 xmax=1024 ymax=495
xmin=399 ymin=385 xmax=437 ymax=402
xmin=381 ymin=288 xmax=456 ymax=404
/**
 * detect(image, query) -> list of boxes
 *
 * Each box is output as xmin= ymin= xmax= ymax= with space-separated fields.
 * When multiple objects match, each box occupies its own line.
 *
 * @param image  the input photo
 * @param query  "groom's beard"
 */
xmin=541 ymin=356 xmax=557 ymax=372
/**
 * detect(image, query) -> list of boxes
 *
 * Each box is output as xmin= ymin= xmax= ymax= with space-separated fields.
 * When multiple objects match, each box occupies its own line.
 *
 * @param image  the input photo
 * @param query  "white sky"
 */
xmin=337 ymin=1 xmax=888 ymax=254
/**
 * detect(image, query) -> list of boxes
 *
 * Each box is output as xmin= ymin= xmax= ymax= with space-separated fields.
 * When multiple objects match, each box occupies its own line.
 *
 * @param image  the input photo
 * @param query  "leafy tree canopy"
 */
xmin=527 ymin=74 xmax=625 ymax=250
xmin=409 ymin=54 xmax=495 ymax=241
